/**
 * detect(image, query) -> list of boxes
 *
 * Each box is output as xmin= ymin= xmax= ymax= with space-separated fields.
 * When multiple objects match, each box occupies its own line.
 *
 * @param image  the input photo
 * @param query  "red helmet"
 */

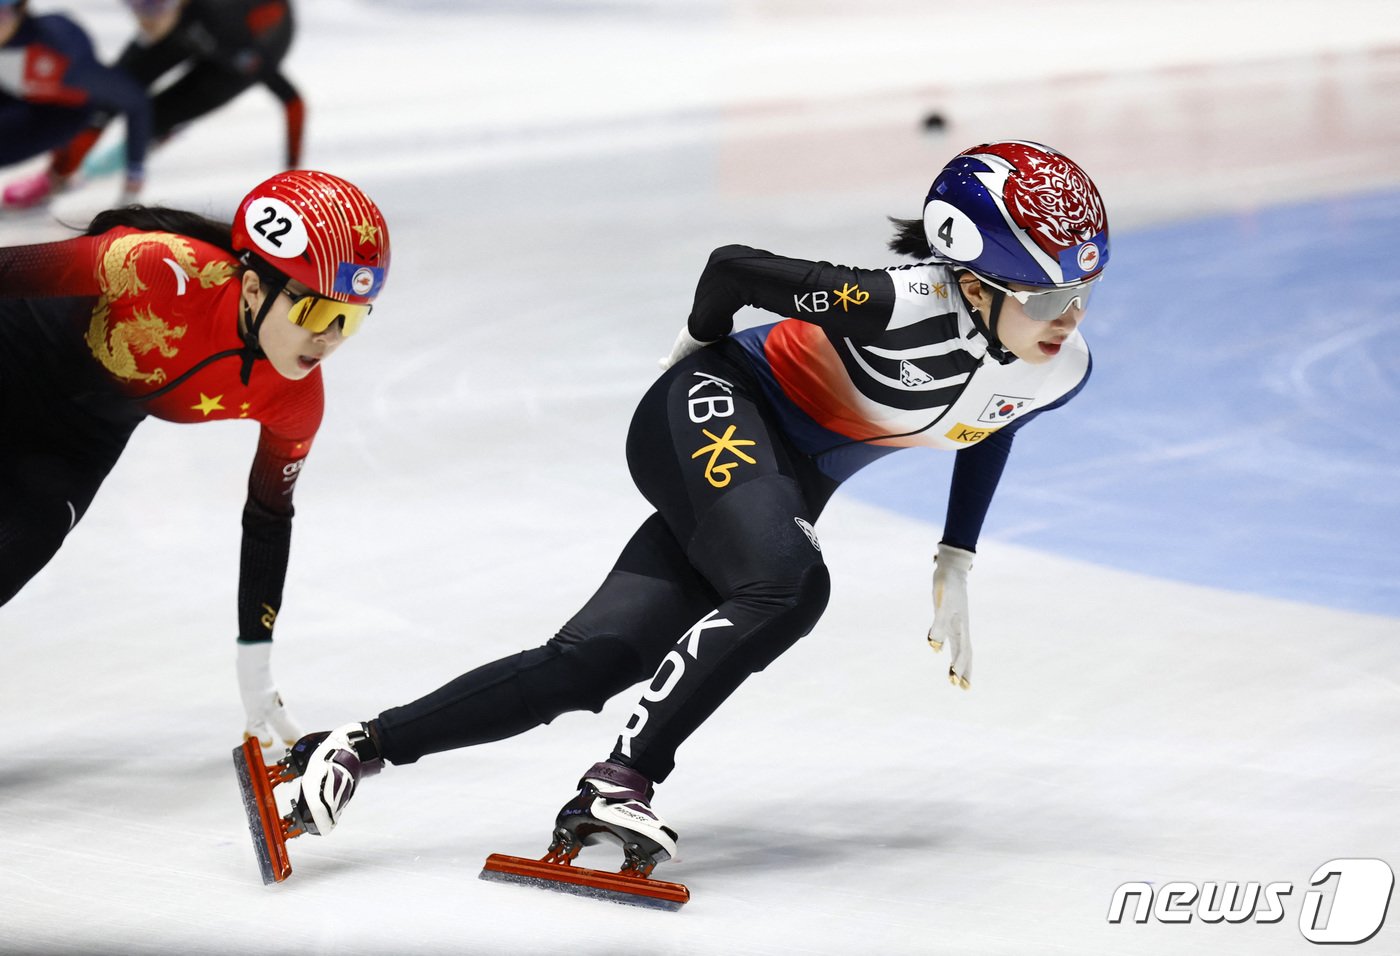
xmin=231 ymin=169 xmax=389 ymax=305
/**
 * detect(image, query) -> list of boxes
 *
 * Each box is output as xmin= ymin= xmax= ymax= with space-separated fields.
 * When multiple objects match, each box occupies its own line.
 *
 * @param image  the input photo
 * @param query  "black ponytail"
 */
xmin=85 ymin=206 xmax=236 ymax=256
xmin=887 ymin=216 xmax=931 ymax=259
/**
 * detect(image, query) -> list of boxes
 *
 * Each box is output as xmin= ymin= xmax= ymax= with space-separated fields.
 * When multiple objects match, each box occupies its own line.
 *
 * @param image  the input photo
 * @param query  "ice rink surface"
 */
xmin=2 ymin=1 xmax=1399 ymax=954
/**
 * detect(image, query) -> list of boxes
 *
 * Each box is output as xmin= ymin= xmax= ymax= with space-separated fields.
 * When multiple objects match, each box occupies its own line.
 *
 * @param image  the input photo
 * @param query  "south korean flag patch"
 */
xmin=978 ymin=394 xmax=1031 ymax=424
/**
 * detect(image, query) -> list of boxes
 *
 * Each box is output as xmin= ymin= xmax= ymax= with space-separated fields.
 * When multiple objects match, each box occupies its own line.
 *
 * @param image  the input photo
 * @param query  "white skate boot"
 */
xmin=478 ymin=760 xmax=689 ymax=909
xmin=553 ymin=760 xmax=679 ymax=873
xmin=287 ymin=723 xmax=384 ymax=836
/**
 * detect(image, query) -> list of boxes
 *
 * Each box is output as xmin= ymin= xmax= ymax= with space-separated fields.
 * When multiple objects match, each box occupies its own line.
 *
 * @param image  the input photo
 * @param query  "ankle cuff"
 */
xmin=581 ymin=760 xmax=652 ymax=799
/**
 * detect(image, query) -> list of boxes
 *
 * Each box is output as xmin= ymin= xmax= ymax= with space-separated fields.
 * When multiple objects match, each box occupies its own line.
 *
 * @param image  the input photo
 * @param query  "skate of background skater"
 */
xmin=0 ymin=0 xmax=152 ymax=206
xmin=263 ymin=140 xmax=1110 ymax=884
xmin=3 ymin=0 xmax=304 ymax=210
xmin=0 ymin=169 xmax=389 ymax=752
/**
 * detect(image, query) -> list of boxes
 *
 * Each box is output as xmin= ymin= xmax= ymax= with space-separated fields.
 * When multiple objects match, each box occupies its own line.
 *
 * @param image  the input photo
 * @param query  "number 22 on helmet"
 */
xmin=231 ymin=170 xmax=391 ymax=338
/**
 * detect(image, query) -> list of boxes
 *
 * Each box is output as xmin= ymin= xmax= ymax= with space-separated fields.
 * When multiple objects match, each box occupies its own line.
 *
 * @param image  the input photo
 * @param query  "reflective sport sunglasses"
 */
xmin=280 ymin=288 xmax=371 ymax=337
xmin=973 ymin=272 xmax=1098 ymax=321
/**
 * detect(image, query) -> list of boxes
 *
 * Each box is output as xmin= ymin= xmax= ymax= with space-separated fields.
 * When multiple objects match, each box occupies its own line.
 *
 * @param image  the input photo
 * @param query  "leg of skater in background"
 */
xmin=0 ymin=0 xmax=153 ymax=209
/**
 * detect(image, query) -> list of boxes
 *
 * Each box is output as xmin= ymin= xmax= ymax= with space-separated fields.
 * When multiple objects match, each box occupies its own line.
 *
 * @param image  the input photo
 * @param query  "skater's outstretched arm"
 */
xmin=55 ymin=56 xmax=152 ymax=193
xmin=0 ymin=234 xmax=109 ymax=297
xmin=685 ymin=244 xmax=898 ymax=343
xmin=234 ymin=416 xmax=319 ymax=751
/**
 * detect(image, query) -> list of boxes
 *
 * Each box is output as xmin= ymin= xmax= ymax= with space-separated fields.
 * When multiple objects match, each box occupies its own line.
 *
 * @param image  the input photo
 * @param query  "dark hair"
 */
xmin=85 ymin=205 xmax=236 ymax=256
xmin=887 ymin=216 xmax=931 ymax=259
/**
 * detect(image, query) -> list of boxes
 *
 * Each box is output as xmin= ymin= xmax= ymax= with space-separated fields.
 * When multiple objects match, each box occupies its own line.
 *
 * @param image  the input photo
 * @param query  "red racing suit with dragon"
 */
xmin=0 ymin=227 xmax=321 ymax=638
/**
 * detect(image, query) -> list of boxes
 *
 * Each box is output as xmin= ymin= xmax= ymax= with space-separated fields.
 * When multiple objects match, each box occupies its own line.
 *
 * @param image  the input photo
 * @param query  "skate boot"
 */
xmin=479 ymin=761 xmax=690 ymax=908
xmin=1 ymin=170 xmax=65 ymax=210
xmin=551 ymin=761 xmax=679 ymax=876
xmin=286 ymin=722 xmax=384 ymax=836
xmin=233 ymin=721 xmax=384 ymax=883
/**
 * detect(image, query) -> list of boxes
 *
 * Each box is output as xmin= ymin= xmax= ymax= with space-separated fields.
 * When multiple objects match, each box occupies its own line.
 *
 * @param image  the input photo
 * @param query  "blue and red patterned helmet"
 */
xmin=922 ymin=141 xmax=1108 ymax=287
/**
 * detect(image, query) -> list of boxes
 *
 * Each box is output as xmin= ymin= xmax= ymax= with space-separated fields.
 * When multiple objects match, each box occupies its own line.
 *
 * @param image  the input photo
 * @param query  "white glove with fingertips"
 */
xmin=237 ymin=640 xmax=303 ymax=753
xmin=659 ymin=324 xmax=715 ymax=370
xmin=928 ymin=543 xmax=974 ymax=690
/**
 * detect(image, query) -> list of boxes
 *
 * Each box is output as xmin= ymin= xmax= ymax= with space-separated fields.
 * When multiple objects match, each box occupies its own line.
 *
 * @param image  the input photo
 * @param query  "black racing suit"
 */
xmin=373 ymin=246 xmax=1092 ymax=785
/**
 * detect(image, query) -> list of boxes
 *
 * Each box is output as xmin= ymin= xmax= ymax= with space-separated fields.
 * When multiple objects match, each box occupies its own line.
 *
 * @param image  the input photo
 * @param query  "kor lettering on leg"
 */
xmin=687 ymin=372 xmax=735 ymax=423
xmin=616 ymin=609 xmax=734 ymax=757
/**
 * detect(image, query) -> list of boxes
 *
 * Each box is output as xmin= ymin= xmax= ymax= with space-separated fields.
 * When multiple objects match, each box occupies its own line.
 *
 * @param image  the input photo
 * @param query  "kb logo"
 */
xmin=1108 ymin=858 xmax=1395 ymax=944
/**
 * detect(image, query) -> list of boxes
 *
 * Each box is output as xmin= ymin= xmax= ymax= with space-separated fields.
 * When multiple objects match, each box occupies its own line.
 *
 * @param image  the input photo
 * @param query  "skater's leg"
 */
xmin=0 ymin=330 xmax=133 ymax=603
xmin=585 ymin=345 xmax=836 ymax=785
xmin=36 ymin=37 xmax=183 ymax=180
xmin=285 ymin=514 xmax=717 ymax=835
xmin=148 ymin=65 xmax=259 ymax=141
xmin=609 ymin=473 xmax=829 ymax=783
xmin=260 ymin=71 xmax=304 ymax=167
xmin=549 ymin=347 xmax=833 ymax=861
xmin=0 ymin=469 xmax=74 ymax=604
xmin=370 ymin=512 xmax=718 ymax=765
xmin=0 ymin=102 xmax=94 ymax=166
xmin=0 ymin=443 xmax=121 ymax=603
xmin=0 ymin=403 xmax=124 ymax=605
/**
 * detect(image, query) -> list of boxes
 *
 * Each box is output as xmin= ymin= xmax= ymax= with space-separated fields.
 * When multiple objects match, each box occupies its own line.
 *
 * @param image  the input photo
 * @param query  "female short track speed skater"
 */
xmin=0 ymin=169 xmax=390 ymax=751
xmin=3 ymin=0 xmax=303 ymax=210
xmin=0 ymin=0 xmax=152 ymax=205
xmin=272 ymin=140 xmax=1109 ymax=880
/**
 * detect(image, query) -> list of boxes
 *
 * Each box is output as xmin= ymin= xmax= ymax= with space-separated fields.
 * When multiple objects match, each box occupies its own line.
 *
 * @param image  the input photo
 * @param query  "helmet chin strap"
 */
xmin=959 ymin=281 xmax=1016 ymax=365
xmin=238 ymin=271 xmax=289 ymax=385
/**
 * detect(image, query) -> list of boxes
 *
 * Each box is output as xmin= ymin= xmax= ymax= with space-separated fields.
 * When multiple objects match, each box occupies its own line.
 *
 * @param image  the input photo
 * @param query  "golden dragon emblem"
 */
xmin=85 ymin=231 xmax=236 ymax=383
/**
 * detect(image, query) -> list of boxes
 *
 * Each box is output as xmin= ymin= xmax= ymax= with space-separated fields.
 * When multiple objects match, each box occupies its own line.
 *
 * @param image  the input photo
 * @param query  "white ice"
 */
xmin=2 ymin=2 xmax=1398 ymax=954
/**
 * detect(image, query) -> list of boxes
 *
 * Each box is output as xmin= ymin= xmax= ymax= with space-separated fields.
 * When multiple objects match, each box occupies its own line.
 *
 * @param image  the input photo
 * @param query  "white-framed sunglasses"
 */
xmin=973 ymin=272 xmax=1098 ymax=321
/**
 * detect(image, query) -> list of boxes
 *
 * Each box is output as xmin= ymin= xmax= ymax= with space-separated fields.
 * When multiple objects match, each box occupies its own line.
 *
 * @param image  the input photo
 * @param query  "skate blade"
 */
xmin=232 ymin=737 xmax=294 ymax=884
xmin=479 ymin=853 xmax=689 ymax=911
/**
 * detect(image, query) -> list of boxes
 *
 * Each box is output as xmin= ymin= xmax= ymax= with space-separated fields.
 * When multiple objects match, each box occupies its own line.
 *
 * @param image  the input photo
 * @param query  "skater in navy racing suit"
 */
xmin=2 ymin=0 xmax=301 ymax=210
xmin=276 ymin=140 xmax=1112 ymax=874
xmin=0 ymin=0 xmax=152 ymax=202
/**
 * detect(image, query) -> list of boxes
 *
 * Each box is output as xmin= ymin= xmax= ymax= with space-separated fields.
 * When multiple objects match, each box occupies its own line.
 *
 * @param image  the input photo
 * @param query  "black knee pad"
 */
xmin=739 ymin=560 xmax=831 ymax=673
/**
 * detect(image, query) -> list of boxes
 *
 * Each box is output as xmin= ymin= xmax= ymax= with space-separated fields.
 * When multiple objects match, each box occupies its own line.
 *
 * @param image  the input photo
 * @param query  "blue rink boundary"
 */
xmin=842 ymin=187 xmax=1400 ymax=618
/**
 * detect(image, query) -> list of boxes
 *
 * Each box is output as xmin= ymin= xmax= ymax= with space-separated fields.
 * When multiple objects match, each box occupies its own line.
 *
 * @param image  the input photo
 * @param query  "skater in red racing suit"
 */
xmin=277 ymin=141 xmax=1111 ymax=882
xmin=0 ymin=169 xmax=389 ymax=754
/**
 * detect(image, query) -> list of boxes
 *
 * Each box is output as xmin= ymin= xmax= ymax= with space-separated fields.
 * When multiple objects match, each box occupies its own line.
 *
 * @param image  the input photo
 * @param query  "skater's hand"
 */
xmin=244 ymin=693 xmax=302 ymax=756
xmin=237 ymin=640 xmax=303 ymax=753
xmin=659 ymin=324 xmax=715 ymax=370
xmin=927 ymin=543 xmax=974 ymax=690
